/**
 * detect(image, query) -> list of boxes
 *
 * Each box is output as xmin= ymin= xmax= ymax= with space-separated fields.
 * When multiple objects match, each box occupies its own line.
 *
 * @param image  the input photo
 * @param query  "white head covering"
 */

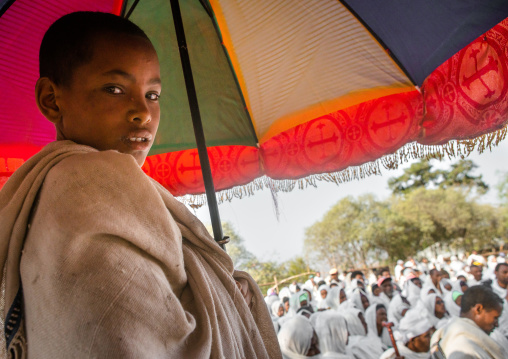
xmin=277 ymin=315 xmax=314 ymax=359
xmin=420 ymin=292 xmax=449 ymax=328
xmin=317 ymin=284 xmax=330 ymax=309
xmin=314 ymin=311 xmax=349 ymax=355
xmin=398 ymin=308 xmax=433 ymax=344
xmin=350 ymin=278 xmax=363 ymax=290
xmin=402 ymin=277 xmax=421 ymax=307
xmin=288 ymin=291 xmax=306 ymax=317
xmin=343 ymin=308 xmax=366 ymax=336
xmin=326 ymin=286 xmax=352 ymax=312
xmin=271 ymin=300 xmax=285 ymax=318
xmin=345 ymin=309 xmax=384 ymax=359
xmin=289 ymin=283 xmax=299 ymax=294
xmin=279 ymin=287 xmax=292 ymax=300
xmin=351 ymin=288 xmax=369 ymax=314
xmin=444 ymin=289 xmax=462 ymax=317
xmin=365 ymin=304 xmax=391 ymax=348
xmin=388 ymin=293 xmax=410 ymax=326
xmin=265 ymin=293 xmax=280 ymax=307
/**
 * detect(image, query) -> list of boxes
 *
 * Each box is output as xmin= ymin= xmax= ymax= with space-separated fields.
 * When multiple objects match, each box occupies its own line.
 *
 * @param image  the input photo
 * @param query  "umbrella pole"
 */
xmin=170 ymin=0 xmax=228 ymax=250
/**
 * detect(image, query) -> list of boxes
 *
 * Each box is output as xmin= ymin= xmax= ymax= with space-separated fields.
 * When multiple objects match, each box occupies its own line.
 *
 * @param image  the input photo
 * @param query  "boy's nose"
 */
xmin=129 ymin=97 xmax=151 ymax=125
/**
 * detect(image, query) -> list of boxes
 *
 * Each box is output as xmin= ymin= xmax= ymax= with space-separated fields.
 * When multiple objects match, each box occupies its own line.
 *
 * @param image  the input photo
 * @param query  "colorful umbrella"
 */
xmin=1 ymin=0 xmax=508 ymax=242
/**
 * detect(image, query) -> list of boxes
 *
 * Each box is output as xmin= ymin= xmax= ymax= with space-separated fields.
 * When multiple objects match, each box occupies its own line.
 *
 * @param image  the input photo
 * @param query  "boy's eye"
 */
xmin=105 ymin=86 xmax=123 ymax=94
xmin=146 ymin=92 xmax=160 ymax=101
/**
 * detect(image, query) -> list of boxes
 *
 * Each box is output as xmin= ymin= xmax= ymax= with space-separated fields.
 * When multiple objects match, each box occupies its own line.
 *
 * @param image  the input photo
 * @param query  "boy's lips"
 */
xmin=122 ymin=130 xmax=153 ymax=150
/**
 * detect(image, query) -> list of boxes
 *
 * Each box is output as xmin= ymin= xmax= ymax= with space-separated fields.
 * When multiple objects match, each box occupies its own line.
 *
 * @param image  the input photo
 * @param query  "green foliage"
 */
xmin=497 ymin=172 xmax=508 ymax=205
xmin=388 ymin=159 xmax=488 ymax=195
xmin=304 ymin=187 xmax=503 ymax=269
xmin=283 ymin=257 xmax=310 ymax=278
xmin=207 ymin=222 xmax=313 ymax=293
xmin=304 ymin=194 xmax=390 ymax=270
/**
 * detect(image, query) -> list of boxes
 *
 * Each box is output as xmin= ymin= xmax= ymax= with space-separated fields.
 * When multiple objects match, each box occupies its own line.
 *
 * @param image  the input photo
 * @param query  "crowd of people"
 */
xmin=265 ymin=252 xmax=508 ymax=358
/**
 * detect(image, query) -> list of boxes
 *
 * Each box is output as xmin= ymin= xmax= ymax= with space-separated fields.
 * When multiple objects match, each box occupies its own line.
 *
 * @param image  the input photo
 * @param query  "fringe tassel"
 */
xmin=177 ymin=127 xmax=507 ymax=208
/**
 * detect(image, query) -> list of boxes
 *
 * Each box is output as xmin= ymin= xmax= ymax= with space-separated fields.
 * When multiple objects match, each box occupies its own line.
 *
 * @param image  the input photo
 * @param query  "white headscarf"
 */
xmin=265 ymin=293 xmax=280 ymax=308
xmin=388 ymin=293 xmax=410 ymax=327
xmin=444 ymin=290 xmax=462 ymax=317
xmin=345 ymin=308 xmax=384 ymax=359
xmin=351 ymin=288 xmax=369 ymax=314
xmin=289 ymin=283 xmax=298 ymax=294
xmin=279 ymin=287 xmax=292 ymax=300
xmin=314 ymin=312 xmax=353 ymax=358
xmin=397 ymin=308 xmax=433 ymax=345
xmin=317 ymin=284 xmax=330 ymax=310
xmin=277 ymin=315 xmax=314 ymax=359
xmin=325 ymin=287 xmax=352 ymax=313
xmin=288 ymin=291 xmax=307 ymax=317
xmin=402 ymin=278 xmax=421 ymax=307
xmin=271 ymin=300 xmax=285 ymax=318
xmin=343 ymin=308 xmax=366 ymax=336
xmin=420 ymin=293 xmax=450 ymax=329
xmin=365 ymin=304 xmax=392 ymax=349
xmin=350 ymin=278 xmax=364 ymax=291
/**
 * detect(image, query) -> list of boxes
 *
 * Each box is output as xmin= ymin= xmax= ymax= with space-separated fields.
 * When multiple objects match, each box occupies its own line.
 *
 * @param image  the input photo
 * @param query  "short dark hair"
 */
xmin=440 ymin=269 xmax=449 ymax=276
xmin=282 ymin=297 xmax=289 ymax=304
xmin=351 ymin=270 xmax=363 ymax=278
xmin=376 ymin=304 xmax=386 ymax=311
xmin=461 ymin=285 xmax=503 ymax=313
xmin=371 ymin=284 xmax=379 ymax=291
xmin=495 ymin=262 xmax=508 ymax=272
xmin=40 ymin=11 xmax=150 ymax=86
xmin=429 ymin=269 xmax=438 ymax=276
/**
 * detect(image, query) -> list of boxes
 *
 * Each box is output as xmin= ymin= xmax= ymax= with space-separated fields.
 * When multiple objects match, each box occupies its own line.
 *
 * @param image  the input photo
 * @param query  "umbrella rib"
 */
xmin=0 ymin=0 xmax=15 ymax=19
xmin=338 ymin=0 xmax=416 ymax=86
xmin=170 ymin=0 xmax=226 ymax=250
xmin=124 ymin=0 xmax=140 ymax=19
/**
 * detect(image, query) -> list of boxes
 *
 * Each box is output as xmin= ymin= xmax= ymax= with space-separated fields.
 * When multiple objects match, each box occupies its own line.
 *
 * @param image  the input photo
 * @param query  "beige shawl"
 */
xmin=0 ymin=141 xmax=281 ymax=358
xmin=431 ymin=317 xmax=506 ymax=359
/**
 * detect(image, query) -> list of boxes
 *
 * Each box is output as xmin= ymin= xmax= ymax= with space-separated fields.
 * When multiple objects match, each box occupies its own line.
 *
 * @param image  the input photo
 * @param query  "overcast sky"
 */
xmin=192 ymin=139 xmax=508 ymax=263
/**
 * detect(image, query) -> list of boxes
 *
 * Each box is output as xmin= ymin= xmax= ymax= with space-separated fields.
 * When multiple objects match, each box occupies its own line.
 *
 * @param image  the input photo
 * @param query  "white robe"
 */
xmin=314 ymin=312 xmax=354 ymax=358
xmin=380 ymin=341 xmax=430 ymax=359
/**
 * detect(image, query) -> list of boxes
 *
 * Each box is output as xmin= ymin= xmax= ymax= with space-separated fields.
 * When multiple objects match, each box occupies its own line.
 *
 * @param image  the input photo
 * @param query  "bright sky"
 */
xmin=192 ymin=139 xmax=508 ymax=263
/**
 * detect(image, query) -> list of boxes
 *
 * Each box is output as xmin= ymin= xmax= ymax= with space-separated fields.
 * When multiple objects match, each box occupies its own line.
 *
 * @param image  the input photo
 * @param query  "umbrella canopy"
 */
xmin=1 ymin=0 xmax=508 ymax=199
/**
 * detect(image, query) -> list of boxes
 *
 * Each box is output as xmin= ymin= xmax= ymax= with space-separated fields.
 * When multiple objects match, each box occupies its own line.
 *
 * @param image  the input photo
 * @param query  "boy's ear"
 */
xmin=474 ymin=303 xmax=484 ymax=315
xmin=35 ymin=77 xmax=61 ymax=124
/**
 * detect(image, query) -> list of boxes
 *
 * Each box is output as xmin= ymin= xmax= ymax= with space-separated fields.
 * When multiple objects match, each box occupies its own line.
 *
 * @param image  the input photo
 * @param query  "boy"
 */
xmin=431 ymin=286 xmax=505 ymax=358
xmin=0 ymin=12 xmax=280 ymax=358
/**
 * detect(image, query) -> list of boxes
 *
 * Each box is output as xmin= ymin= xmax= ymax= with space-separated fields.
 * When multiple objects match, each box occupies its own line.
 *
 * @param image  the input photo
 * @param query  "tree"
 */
xmin=388 ymin=159 xmax=488 ymax=195
xmin=303 ymin=186 xmax=502 ymax=268
xmin=304 ymin=194 xmax=389 ymax=270
xmin=206 ymin=222 xmax=254 ymax=271
xmin=283 ymin=257 xmax=311 ymax=278
xmin=497 ymin=172 xmax=508 ymax=205
xmin=206 ymin=222 xmax=313 ymax=293
xmin=390 ymin=187 xmax=501 ymax=252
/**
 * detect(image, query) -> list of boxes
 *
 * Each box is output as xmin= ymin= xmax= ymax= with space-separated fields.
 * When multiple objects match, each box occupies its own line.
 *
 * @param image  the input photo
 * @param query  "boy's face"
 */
xmin=53 ymin=33 xmax=161 ymax=166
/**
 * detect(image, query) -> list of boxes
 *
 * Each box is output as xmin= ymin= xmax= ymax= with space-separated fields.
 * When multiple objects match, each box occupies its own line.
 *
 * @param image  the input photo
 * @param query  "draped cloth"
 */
xmin=380 ymin=342 xmax=431 ymax=359
xmin=365 ymin=304 xmax=392 ymax=349
xmin=277 ymin=316 xmax=313 ymax=359
xmin=314 ymin=311 xmax=353 ymax=358
xmin=0 ymin=141 xmax=281 ymax=358
xmin=431 ymin=317 xmax=506 ymax=359
xmin=343 ymin=308 xmax=384 ymax=359
xmin=388 ymin=293 xmax=410 ymax=327
xmin=417 ymin=292 xmax=450 ymax=330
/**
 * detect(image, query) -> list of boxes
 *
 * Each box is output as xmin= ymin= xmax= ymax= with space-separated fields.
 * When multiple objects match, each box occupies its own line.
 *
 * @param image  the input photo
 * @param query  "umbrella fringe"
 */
xmin=178 ymin=126 xmax=507 ymax=209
